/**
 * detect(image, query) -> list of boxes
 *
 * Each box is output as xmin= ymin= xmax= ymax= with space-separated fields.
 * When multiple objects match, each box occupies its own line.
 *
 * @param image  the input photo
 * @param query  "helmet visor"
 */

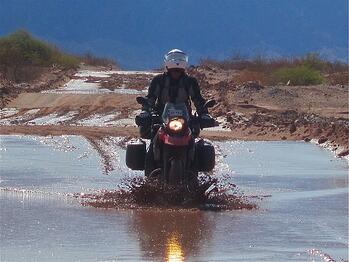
xmin=164 ymin=52 xmax=188 ymax=63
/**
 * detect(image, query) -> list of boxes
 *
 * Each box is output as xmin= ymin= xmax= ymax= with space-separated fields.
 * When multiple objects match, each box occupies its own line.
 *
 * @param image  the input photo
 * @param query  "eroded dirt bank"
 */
xmin=0 ymin=67 xmax=76 ymax=107
xmin=189 ymin=67 xmax=348 ymax=157
xmin=0 ymin=66 xmax=348 ymax=157
xmin=0 ymin=124 xmax=311 ymax=142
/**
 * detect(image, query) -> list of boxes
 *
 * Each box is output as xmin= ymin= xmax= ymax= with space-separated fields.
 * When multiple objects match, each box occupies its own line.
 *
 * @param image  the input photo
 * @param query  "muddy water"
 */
xmin=0 ymin=136 xmax=348 ymax=261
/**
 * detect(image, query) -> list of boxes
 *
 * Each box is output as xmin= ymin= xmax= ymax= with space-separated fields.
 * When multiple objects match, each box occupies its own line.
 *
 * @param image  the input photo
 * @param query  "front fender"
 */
xmin=158 ymin=128 xmax=192 ymax=146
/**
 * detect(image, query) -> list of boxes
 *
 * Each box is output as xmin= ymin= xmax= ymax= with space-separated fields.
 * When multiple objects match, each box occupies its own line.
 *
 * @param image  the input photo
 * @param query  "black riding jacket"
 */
xmin=145 ymin=72 xmax=208 ymax=115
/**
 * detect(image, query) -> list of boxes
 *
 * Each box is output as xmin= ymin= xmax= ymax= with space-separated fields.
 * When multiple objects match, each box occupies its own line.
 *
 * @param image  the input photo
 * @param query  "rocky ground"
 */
xmin=188 ymin=66 xmax=349 ymax=157
xmin=0 ymin=65 xmax=348 ymax=158
xmin=1 ymin=67 xmax=76 ymax=108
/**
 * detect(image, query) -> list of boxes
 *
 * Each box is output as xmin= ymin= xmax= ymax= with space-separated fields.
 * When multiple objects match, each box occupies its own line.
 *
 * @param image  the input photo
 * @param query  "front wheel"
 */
xmin=168 ymin=158 xmax=184 ymax=186
xmin=162 ymin=145 xmax=188 ymax=187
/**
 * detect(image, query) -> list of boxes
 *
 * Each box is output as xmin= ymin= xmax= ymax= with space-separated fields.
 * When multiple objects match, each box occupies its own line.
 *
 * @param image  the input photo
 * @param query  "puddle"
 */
xmin=0 ymin=135 xmax=348 ymax=261
xmin=41 ymin=70 xmax=154 ymax=94
xmin=27 ymin=111 xmax=78 ymax=125
xmin=0 ymin=108 xmax=19 ymax=119
xmin=0 ymin=109 xmax=139 ymax=127
xmin=75 ymin=111 xmax=121 ymax=127
xmin=75 ymin=70 xmax=159 ymax=78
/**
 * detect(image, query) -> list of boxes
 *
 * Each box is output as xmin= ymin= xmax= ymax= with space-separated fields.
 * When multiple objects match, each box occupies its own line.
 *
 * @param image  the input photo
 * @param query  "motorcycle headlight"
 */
xmin=169 ymin=119 xmax=183 ymax=132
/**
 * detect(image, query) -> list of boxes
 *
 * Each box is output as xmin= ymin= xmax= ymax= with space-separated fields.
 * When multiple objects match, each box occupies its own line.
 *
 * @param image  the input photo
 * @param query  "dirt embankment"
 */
xmin=188 ymin=66 xmax=348 ymax=156
xmin=100 ymin=73 xmax=155 ymax=91
xmin=1 ymin=66 xmax=348 ymax=157
xmin=0 ymin=67 xmax=76 ymax=109
xmin=6 ymin=92 xmax=139 ymax=120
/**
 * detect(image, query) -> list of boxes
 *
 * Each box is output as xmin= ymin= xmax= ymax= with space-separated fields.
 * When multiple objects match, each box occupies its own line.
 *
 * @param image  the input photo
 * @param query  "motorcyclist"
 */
xmin=136 ymin=49 xmax=213 ymax=138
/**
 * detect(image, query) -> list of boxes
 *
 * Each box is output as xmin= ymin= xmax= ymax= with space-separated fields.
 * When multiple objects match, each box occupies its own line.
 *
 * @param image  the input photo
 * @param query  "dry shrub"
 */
xmin=12 ymin=66 xmax=45 ymax=82
xmin=234 ymin=70 xmax=268 ymax=85
xmin=81 ymin=53 xmax=118 ymax=68
xmin=200 ymin=56 xmax=301 ymax=72
xmin=200 ymin=53 xmax=348 ymax=86
xmin=326 ymin=71 xmax=349 ymax=86
xmin=272 ymin=66 xmax=324 ymax=86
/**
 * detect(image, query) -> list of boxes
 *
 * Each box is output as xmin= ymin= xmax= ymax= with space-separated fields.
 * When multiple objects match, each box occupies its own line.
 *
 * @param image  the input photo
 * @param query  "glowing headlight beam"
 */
xmin=169 ymin=120 xmax=183 ymax=132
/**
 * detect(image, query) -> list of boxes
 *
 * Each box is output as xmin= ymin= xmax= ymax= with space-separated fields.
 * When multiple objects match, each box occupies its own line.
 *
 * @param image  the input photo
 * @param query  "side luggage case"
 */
xmin=126 ymin=139 xmax=146 ymax=170
xmin=195 ymin=139 xmax=215 ymax=172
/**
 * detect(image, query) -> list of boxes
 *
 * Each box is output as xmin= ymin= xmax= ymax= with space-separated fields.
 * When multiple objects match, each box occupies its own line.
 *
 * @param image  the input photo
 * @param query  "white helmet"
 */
xmin=164 ymin=49 xmax=188 ymax=70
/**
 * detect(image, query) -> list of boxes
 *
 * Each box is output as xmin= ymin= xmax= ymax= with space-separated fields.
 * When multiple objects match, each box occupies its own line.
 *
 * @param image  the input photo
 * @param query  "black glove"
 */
xmin=135 ymin=111 xmax=151 ymax=126
xmin=200 ymin=113 xmax=212 ymax=121
xmin=199 ymin=114 xmax=216 ymax=128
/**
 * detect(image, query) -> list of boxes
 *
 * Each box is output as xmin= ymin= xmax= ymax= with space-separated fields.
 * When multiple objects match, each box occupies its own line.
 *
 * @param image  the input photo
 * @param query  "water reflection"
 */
xmin=130 ymin=210 xmax=214 ymax=261
xmin=1 ymin=136 xmax=348 ymax=261
xmin=166 ymin=232 xmax=184 ymax=262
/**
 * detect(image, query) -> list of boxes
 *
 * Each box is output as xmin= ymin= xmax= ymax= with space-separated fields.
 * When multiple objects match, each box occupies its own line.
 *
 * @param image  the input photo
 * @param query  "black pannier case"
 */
xmin=126 ymin=139 xmax=146 ymax=170
xmin=195 ymin=140 xmax=215 ymax=172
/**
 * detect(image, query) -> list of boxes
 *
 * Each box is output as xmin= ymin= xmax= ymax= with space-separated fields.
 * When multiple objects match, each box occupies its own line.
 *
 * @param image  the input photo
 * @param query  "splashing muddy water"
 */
xmin=0 ymin=135 xmax=348 ymax=261
xmin=75 ymin=176 xmax=258 ymax=211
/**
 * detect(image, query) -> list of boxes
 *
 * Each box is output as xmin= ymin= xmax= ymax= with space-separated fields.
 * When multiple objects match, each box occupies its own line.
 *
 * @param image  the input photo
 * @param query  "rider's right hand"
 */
xmin=135 ymin=111 xmax=151 ymax=126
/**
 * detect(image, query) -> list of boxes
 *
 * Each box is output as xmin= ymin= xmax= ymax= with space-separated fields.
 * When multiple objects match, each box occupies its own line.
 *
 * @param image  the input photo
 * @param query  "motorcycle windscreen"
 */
xmin=162 ymin=102 xmax=190 ymax=123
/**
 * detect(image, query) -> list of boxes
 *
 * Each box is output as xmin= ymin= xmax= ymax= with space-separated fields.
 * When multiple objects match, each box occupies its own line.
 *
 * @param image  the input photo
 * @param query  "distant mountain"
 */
xmin=0 ymin=0 xmax=347 ymax=69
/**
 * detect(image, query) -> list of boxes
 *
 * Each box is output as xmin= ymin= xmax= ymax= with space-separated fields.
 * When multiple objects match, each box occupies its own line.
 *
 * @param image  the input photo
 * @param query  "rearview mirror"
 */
xmin=136 ymin=96 xmax=148 ymax=105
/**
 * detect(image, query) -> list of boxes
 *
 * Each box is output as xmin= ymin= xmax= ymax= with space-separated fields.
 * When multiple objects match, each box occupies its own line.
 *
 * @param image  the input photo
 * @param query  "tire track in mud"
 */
xmin=85 ymin=136 xmax=131 ymax=175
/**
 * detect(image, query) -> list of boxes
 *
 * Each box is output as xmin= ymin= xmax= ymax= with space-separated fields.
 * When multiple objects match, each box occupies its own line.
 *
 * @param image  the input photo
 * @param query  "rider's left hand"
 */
xmin=200 ymin=113 xmax=217 ymax=128
xmin=200 ymin=113 xmax=212 ymax=120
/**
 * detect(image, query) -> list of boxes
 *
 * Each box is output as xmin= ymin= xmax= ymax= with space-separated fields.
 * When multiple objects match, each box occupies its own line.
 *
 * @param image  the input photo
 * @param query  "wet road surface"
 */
xmin=0 ymin=135 xmax=348 ymax=261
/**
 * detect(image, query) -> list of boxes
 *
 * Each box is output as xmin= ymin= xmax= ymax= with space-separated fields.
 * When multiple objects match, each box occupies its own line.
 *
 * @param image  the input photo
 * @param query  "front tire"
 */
xmin=168 ymin=158 xmax=184 ymax=186
xmin=162 ymin=145 xmax=187 ymax=187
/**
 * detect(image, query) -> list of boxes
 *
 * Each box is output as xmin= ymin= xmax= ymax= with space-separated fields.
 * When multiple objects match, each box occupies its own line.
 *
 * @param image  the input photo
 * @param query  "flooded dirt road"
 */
xmin=0 ymin=135 xmax=348 ymax=261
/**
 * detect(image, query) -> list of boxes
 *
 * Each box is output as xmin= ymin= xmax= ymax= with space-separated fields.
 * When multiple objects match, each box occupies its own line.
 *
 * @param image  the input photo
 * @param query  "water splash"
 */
xmin=75 ymin=176 xmax=258 ymax=211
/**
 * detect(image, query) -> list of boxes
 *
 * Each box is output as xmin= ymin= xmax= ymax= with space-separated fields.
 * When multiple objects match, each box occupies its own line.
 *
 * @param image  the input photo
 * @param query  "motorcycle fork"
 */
xmin=162 ymin=145 xmax=188 ymax=186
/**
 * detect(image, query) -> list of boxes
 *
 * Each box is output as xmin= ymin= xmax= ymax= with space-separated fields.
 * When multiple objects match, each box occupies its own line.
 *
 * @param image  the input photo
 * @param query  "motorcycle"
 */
xmin=126 ymin=97 xmax=217 ymax=192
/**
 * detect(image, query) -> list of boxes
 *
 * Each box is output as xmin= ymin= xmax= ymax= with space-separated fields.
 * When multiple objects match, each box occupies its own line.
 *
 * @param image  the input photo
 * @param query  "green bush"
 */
xmin=302 ymin=53 xmax=332 ymax=72
xmin=273 ymin=65 xmax=324 ymax=86
xmin=52 ymin=53 xmax=80 ymax=69
xmin=0 ymin=30 xmax=79 ymax=69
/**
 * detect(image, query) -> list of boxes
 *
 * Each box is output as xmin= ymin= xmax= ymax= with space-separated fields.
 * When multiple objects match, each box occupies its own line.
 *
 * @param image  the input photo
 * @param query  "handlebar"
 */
xmin=136 ymin=96 xmax=218 ymax=129
xmin=191 ymin=116 xmax=217 ymax=129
